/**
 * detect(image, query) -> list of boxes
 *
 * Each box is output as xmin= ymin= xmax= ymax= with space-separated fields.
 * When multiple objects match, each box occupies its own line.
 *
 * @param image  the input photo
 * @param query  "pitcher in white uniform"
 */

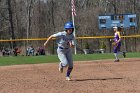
xmin=44 ymin=21 xmax=75 ymax=81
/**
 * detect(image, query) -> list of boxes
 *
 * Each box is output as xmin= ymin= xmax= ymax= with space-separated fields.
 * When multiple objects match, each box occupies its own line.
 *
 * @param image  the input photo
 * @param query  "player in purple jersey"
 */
xmin=113 ymin=26 xmax=126 ymax=62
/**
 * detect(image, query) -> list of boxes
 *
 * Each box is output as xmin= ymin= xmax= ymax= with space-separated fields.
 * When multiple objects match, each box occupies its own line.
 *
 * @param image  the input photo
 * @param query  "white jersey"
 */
xmin=52 ymin=31 xmax=75 ymax=48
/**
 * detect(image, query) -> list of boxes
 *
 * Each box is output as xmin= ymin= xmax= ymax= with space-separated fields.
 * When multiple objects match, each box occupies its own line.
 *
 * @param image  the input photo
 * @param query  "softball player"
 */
xmin=44 ymin=21 xmax=75 ymax=81
xmin=113 ymin=26 xmax=126 ymax=62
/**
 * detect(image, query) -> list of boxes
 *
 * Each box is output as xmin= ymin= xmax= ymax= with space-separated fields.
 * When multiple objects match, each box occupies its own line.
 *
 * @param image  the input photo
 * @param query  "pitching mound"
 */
xmin=0 ymin=58 xmax=140 ymax=93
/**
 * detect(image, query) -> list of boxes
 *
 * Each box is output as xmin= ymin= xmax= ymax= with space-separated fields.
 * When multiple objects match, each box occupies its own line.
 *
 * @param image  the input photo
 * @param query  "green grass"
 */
xmin=74 ymin=52 xmax=140 ymax=61
xmin=0 ymin=55 xmax=59 ymax=66
xmin=0 ymin=52 xmax=139 ymax=66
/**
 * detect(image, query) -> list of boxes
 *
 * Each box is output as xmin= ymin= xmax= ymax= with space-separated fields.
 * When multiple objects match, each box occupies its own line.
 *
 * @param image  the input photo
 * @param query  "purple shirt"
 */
xmin=114 ymin=32 xmax=121 ymax=46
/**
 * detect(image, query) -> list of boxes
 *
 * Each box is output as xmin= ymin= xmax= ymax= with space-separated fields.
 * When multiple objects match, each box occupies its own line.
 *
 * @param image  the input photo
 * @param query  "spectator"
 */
xmin=13 ymin=47 xmax=21 ymax=56
xmin=2 ymin=47 xmax=5 ymax=56
xmin=40 ymin=47 xmax=45 ymax=55
xmin=26 ymin=46 xmax=35 ymax=56
xmin=35 ymin=46 xmax=45 ymax=56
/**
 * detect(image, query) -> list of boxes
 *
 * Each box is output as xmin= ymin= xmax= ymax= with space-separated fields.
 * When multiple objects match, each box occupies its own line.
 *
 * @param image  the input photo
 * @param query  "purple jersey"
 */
xmin=114 ymin=32 xmax=121 ymax=42
xmin=113 ymin=31 xmax=121 ymax=53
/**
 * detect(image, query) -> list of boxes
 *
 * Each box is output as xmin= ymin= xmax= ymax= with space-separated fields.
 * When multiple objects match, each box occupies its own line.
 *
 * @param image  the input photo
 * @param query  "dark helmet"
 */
xmin=64 ymin=21 xmax=74 ymax=29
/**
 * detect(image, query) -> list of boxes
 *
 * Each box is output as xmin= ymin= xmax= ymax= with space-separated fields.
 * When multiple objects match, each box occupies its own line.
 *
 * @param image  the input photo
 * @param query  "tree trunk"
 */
xmin=7 ymin=0 xmax=16 ymax=48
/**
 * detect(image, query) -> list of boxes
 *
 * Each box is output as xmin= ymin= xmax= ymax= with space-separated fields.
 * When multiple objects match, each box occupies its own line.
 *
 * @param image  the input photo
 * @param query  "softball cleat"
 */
xmin=59 ymin=62 xmax=63 ymax=73
xmin=114 ymin=59 xmax=120 ymax=62
xmin=123 ymin=52 xmax=126 ymax=58
xmin=66 ymin=77 xmax=71 ymax=81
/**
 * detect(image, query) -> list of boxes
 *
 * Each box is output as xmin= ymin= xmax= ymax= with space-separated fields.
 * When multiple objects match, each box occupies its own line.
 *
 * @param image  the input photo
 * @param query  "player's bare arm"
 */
xmin=44 ymin=35 xmax=55 ymax=47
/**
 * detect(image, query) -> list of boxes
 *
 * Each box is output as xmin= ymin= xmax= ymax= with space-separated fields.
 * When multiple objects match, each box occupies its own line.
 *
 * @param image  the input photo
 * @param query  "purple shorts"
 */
xmin=113 ymin=42 xmax=121 ymax=53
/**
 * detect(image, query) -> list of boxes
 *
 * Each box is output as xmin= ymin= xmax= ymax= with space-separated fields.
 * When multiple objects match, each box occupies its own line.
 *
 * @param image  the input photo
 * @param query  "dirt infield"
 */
xmin=0 ymin=58 xmax=140 ymax=93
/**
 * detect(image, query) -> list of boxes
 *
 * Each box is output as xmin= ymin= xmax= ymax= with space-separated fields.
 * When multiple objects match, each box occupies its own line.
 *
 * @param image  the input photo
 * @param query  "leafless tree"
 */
xmin=0 ymin=0 xmax=140 ymax=52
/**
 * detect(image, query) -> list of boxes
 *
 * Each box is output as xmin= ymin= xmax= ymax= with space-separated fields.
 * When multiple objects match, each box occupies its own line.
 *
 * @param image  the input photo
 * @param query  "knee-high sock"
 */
xmin=66 ymin=67 xmax=73 ymax=77
xmin=114 ymin=53 xmax=119 ymax=60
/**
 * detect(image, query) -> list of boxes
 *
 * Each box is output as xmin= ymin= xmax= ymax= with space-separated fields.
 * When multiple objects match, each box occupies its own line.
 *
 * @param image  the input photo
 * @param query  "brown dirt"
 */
xmin=0 ymin=58 xmax=140 ymax=93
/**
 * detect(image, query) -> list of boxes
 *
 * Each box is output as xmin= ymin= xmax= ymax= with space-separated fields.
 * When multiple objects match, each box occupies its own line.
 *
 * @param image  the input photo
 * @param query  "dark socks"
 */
xmin=66 ymin=67 xmax=73 ymax=77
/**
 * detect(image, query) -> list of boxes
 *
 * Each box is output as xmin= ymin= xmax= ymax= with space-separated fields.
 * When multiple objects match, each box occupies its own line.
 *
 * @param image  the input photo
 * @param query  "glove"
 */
xmin=112 ymin=42 xmax=117 ymax=47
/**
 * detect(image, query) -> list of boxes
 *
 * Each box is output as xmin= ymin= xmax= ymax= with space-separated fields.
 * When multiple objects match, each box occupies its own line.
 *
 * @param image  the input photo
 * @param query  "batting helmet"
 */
xmin=64 ymin=21 xmax=74 ymax=29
